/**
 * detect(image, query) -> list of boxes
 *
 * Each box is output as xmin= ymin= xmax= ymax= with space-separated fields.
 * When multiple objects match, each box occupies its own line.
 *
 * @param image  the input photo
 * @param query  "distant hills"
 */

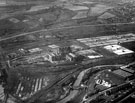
xmin=0 ymin=0 xmax=56 ymax=5
xmin=1 ymin=0 xmax=135 ymax=6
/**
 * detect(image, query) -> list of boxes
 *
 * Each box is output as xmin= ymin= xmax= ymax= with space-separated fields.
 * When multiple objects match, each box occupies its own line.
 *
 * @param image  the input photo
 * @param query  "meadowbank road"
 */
xmin=0 ymin=22 xmax=135 ymax=42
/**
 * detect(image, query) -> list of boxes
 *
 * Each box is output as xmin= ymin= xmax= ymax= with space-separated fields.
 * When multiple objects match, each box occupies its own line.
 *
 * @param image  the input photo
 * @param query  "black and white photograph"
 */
xmin=0 ymin=0 xmax=135 ymax=103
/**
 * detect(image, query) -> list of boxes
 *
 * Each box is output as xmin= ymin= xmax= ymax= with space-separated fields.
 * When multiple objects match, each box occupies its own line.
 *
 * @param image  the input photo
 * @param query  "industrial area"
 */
xmin=0 ymin=0 xmax=135 ymax=103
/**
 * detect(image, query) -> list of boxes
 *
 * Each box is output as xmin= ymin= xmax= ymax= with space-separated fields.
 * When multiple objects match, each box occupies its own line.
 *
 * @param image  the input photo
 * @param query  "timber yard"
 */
xmin=0 ymin=0 xmax=135 ymax=103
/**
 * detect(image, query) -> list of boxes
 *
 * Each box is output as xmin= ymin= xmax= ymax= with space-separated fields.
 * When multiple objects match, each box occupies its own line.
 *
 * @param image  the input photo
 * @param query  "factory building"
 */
xmin=48 ymin=44 xmax=72 ymax=55
xmin=66 ymin=53 xmax=76 ymax=61
xmin=76 ymin=49 xmax=103 ymax=59
xmin=45 ymin=52 xmax=65 ymax=64
xmin=46 ymin=44 xmax=78 ymax=63
xmin=104 ymin=45 xmax=134 ymax=55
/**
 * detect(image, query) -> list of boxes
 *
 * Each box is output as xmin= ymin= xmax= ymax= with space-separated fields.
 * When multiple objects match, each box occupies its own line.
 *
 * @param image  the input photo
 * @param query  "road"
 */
xmin=0 ymin=22 xmax=135 ymax=42
xmin=57 ymin=64 xmax=122 ymax=103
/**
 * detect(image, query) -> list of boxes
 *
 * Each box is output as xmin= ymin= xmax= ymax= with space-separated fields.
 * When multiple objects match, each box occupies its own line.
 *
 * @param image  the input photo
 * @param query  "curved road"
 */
xmin=57 ymin=64 xmax=122 ymax=103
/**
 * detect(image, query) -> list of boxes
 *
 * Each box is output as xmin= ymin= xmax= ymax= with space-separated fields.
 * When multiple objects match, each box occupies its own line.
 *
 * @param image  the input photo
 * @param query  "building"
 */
xmin=66 ymin=53 xmax=76 ymax=61
xmin=104 ymin=45 xmax=134 ymax=55
xmin=45 ymin=52 xmax=65 ymax=64
xmin=48 ymin=44 xmax=71 ymax=55
xmin=76 ymin=49 xmax=103 ymax=59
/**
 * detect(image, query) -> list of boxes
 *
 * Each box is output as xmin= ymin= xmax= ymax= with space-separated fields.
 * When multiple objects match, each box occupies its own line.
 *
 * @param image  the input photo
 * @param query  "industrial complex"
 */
xmin=0 ymin=0 xmax=135 ymax=103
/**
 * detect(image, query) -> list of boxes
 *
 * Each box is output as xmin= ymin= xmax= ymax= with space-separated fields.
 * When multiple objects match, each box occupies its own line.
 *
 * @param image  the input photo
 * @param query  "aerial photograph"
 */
xmin=0 ymin=0 xmax=135 ymax=103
